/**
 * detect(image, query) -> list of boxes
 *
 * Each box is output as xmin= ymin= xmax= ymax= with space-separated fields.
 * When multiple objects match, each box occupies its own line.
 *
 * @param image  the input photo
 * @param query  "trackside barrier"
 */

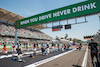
xmin=82 ymin=46 xmax=88 ymax=67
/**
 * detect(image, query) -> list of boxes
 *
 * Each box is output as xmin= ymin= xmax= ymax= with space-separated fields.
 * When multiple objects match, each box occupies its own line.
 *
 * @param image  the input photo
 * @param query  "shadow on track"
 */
xmin=72 ymin=65 xmax=81 ymax=67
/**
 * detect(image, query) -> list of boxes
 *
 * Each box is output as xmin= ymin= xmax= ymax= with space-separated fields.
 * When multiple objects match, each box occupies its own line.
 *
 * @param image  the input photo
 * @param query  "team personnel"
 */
xmin=67 ymin=43 xmax=72 ymax=50
xmin=79 ymin=43 xmax=82 ymax=50
xmin=3 ymin=44 xmax=7 ymax=53
xmin=41 ymin=45 xmax=45 ymax=56
xmin=11 ymin=43 xmax=16 ymax=52
xmin=61 ymin=44 xmax=64 ymax=51
xmin=88 ymin=39 xmax=99 ymax=67
xmin=57 ymin=42 xmax=60 ymax=51
xmin=46 ymin=43 xmax=49 ymax=55
xmin=32 ymin=42 xmax=36 ymax=58
xmin=19 ymin=44 xmax=22 ymax=51
xmin=16 ymin=46 xmax=23 ymax=61
xmin=52 ymin=42 xmax=55 ymax=52
xmin=36 ymin=42 xmax=39 ymax=50
xmin=25 ymin=43 xmax=28 ymax=51
xmin=64 ymin=44 xmax=66 ymax=50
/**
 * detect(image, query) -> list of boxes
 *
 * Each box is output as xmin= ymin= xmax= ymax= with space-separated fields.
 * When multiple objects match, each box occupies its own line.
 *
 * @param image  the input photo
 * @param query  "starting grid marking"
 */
xmin=0 ymin=48 xmax=58 ymax=59
xmin=25 ymin=48 xmax=76 ymax=67
xmin=0 ymin=51 xmax=41 ymax=59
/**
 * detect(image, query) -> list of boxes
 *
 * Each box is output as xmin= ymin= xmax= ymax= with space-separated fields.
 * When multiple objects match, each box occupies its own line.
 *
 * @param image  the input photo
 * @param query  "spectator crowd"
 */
xmin=0 ymin=23 xmax=53 ymax=41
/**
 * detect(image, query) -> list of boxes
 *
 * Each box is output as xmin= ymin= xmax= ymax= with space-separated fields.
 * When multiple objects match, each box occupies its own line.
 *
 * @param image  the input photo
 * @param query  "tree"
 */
xmin=64 ymin=34 xmax=68 ymax=39
xmin=73 ymin=38 xmax=81 ymax=43
xmin=61 ymin=37 xmax=63 ymax=39
xmin=69 ymin=38 xmax=73 ymax=41
xmin=55 ymin=36 xmax=59 ymax=40
xmin=73 ymin=38 xmax=77 ymax=41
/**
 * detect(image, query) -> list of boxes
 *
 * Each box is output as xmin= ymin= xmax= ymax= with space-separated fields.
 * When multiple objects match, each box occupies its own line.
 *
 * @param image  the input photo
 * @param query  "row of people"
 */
xmin=2 ymin=42 xmax=73 ymax=54
xmin=11 ymin=42 xmax=70 ymax=62
xmin=2 ymin=42 xmax=76 ymax=62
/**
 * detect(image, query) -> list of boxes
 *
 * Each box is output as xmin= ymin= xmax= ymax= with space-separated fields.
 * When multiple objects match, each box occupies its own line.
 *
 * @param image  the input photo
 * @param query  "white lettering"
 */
xmin=77 ymin=6 xmax=81 ymax=12
xmin=81 ymin=5 xmax=84 ymax=11
xmin=72 ymin=2 xmax=96 ymax=13
xmin=53 ymin=12 xmax=60 ymax=17
xmin=63 ymin=10 xmax=67 ymax=15
xmin=53 ymin=9 xmax=71 ymax=17
xmin=84 ymin=4 xmax=90 ymax=10
xmin=20 ymin=20 xmax=29 ymax=25
xmin=90 ymin=2 xmax=96 ymax=9
xmin=73 ymin=7 xmax=77 ymax=13
xmin=59 ymin=11 xmax=64 ymax=16
xmin=30 ymin=17 xmax=38 ymax=22
xmin=39 ymin=13 xmax=51 ymax=21
xmin=67 ymin=9 xmax=71 ymax=14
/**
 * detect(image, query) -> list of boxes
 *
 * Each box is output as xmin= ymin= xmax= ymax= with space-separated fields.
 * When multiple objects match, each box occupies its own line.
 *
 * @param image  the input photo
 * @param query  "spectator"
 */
xmin=0 ymin=23 xmax=53 ymax=39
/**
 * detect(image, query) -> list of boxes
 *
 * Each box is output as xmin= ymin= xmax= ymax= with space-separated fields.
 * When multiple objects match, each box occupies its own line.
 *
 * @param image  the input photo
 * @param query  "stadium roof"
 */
xmin=0 ymin=8 xmax=48 ymax=30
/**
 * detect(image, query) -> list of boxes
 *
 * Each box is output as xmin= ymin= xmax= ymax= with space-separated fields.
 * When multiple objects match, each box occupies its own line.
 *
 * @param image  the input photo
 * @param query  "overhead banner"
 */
xmin=15 ymin=0 xmax=100 ymax=28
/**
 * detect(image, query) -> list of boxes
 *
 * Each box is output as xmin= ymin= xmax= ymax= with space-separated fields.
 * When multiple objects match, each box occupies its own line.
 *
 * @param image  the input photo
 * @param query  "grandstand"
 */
xmin=0 ymin=8 xmax=53 ymax=45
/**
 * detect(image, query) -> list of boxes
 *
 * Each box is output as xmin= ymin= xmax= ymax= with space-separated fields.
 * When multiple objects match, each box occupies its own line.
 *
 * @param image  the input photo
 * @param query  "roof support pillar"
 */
xmin=15 ymin=29 xmax=18 ymax=45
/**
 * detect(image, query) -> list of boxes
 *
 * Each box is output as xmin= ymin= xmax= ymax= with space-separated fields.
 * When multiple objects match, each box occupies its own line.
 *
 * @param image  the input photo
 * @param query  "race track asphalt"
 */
xmin=0 ymin=49 xmax=72 ymax=67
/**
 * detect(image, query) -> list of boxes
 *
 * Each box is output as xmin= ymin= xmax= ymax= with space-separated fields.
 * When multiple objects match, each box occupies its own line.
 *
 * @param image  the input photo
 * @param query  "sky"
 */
xmin=0 ymin=0 xmax=100 ymax=41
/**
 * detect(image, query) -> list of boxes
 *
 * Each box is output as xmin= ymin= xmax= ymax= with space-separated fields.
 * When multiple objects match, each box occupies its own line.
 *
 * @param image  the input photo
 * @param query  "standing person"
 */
xmin=11 ymin=43 xmax=16 ymax=52
xmin=19 ymin=44 xmax=22 ymax=51
xmin=3 ymin=44 xmax=7 ymax=53
xmin=46 ymin=43 xmax=49 ymax=55
xmin=41 ymin=45 xmax=45 ymax=56
xmin=41 ymin=43 xmax=43 ymax=46
xmin=57 ymin=43 xmax=60 ymax=51
xmin=67 ymin=43 xmax=72 ymax=50
xmin=44 ymin=43 xmax=47 ymax=49
xmin=64 ymin=44 xmax=66 ymax=50
xmin=52 ymin=42 xmax=55 ymax=52
xmin=36 ymin=42 xmax=39 ymax=50
xmin=15 ymin=43 xmax=19 ymax=49
xmin=3 ymin=42 xmax=7 ymax=46
xmin=32 ymin=42 xmax=36 ymax=58
xmin=79 ymin=43 xmax=82 ymax=50
xmin=88 ymin=39 xmax=99 ymax=67
xmin=76 ymin=43 xmax=79 ymax=49
xmin=3 ymin=42 xmax=7 ymax=53
xmin=25 ymin=42 xmax=28 ymax=51
xmin=16 ymin=46 xmax=25 ymax=62
xmin=61 ymin=43 xmax=64 ymax=51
